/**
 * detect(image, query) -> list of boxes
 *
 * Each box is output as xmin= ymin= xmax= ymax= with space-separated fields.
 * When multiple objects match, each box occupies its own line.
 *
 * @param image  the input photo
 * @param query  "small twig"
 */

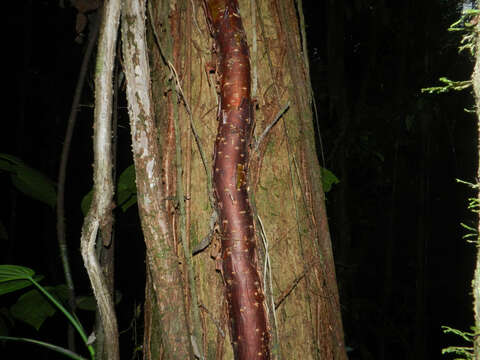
xmin=275 ymin=270 xmax=307 ymax=310
xmin=198 ymin=303 xmax=225 ymax=338
xmin=254 ymin=102 xmax=290 ymax=152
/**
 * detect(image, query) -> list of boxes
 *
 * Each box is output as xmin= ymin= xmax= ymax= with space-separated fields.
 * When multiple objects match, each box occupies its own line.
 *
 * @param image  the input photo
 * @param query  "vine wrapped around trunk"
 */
xmin=205 ymin=0 xmax=270 ymax=358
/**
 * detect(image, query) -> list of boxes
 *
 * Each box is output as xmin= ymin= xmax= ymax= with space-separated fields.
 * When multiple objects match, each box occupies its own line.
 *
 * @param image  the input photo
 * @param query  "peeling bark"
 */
xmin=121 ymin=0 xmax=192 ymax=357
xmin=205 ymin=0 xmax=270 ymax=358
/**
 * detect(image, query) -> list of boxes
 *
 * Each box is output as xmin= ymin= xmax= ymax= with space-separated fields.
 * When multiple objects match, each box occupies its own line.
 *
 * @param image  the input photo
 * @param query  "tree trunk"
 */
xmin=471 ymin=8 xmax=480 ymax=359
xmin=143 ymin=0 xmax=348 ymax=358
xmin=121 ymin=0 xmax=192 ymax=358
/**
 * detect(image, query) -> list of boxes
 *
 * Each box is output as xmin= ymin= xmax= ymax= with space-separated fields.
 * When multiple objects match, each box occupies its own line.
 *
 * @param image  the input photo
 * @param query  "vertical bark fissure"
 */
xmin=121 ymin=0 xmax=192 ymax=357
xmin=172 ymin=4 xmax=204 ymax=351
xmin=271 ymin=0 xmax=321 ymax=355
xmin=205 ymin=0 xmax=270 ymax=358
xmin=183 ymin=0 xmax=195 ymax=340
xmin=277 ymin=0 xmax=347 ymax=358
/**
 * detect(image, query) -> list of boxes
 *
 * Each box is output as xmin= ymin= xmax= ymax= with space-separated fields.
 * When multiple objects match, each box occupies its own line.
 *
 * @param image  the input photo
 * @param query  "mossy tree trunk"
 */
xmin=471 ymin=9 xmax=480 ymax=360
xmin=143 ymin=0 xmax=348 ymax=358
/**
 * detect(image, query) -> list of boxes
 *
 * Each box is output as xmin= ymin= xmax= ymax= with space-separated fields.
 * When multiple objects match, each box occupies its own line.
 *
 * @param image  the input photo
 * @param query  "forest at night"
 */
xmin=1 ymin=1 xmax=479 ymax=359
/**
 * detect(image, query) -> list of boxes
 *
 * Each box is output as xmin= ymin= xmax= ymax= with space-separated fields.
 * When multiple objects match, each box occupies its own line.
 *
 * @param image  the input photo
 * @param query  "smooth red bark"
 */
xmin=205 ymin=0 xmax=270 ymax=358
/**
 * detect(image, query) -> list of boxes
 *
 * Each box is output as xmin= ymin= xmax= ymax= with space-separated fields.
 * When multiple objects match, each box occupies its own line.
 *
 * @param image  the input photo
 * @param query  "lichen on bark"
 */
xmin=121 ymin=0 xmax=192 ymax=358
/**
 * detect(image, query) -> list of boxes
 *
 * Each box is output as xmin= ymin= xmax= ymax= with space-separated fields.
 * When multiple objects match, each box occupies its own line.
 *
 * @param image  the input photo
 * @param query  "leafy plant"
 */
xmin=116 ymin=164 xmax=137 ymax=211
xmin=10 ymin=284 xmax=69 ymax=330
xmin=455 ymin=179 xmax=480 ymax=243
xmin=422 ymin=9 xmax=479 ymax=96
xmin=432 ymin=8 xmax=480 ymax=357
xmin=421 ymin=77 xmax=472 ymax=95
xmin=81 ymin=164 xmax=137 ymax=214
xmin=449 ymin=9 xmax=480 ymax=56
xmin=0 ymin=154 xmax=56 ymax=208
xmin=441 ymin=325 xmax=476 ymax=359
xmin=442 ymin=178 xmax=480 ymax=358
xmin=321 ymin=167 xmax=340 ymax=193
xmin=0 ymin=265 xmax=95 ymax=360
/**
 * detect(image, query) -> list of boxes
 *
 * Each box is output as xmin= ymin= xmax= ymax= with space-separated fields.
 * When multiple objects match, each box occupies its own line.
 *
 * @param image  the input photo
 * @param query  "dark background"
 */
xmin=1 ymin=0 xmax=478 ymax=359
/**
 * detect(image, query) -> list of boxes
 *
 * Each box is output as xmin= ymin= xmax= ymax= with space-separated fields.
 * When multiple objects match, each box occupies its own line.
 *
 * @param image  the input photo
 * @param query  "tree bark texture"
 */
xmin=145 ymin=0 xmax=347 ymax=358
xmin=121 ymin=0 xmax=192 ymax=358
xmin=205 ymin=0 xmax=270 ymax=359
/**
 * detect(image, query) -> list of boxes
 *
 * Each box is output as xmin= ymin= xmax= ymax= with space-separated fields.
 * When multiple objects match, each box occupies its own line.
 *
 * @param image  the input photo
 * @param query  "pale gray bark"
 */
xmin=121 ymin=0 xmax=192 ymax=357
xmin=80 ymin=0 xmax=121 ymax=359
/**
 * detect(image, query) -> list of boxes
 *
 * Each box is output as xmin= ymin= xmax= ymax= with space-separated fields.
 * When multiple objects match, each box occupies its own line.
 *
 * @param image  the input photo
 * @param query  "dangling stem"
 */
xmin=56 ymin=10 xmax=100 ymax=351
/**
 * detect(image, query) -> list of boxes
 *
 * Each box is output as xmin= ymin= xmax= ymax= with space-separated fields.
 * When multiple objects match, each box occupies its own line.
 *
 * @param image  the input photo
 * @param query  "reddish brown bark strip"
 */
xmin=204 ymin=1 xmax=270 ymax=358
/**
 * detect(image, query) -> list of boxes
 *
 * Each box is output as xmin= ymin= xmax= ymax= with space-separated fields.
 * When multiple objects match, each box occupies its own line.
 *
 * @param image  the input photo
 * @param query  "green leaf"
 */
xmin=0 ymin=336 xmax=88 ymax=360
xmin=119 ymin=195 xmax=137 ymax=212
xmin=117 ymin=164 xmax=137 ymax=212
xmin=10 ymin=287 xmax=58 ymax=330
xmin=0 ymin=265 xmax=35 ymax=282
xmin=0 ymin=154 xmax=56 ymax=208
xmin=82 ymin=164 xmax=138 ymax=214
xmin=51 ymin=284 xmax=70 ymax=302
xmin=81 ymin=189 xmax=93 ymax=215
xmin=0 ymin=270 xmax=92 ymax=355
xmin=118 ymin=164 xmax=136 ymax=192
xmin=75 ymin=295 xmax=97 ymax=311
xmin=11 ymin=169 xmax=56 ymax=208
xmin=321 ymin=167 xmax=340 ymax=193
xmin=0 ymin=265 xmax=46 ymax=296
xmin=0 ymin=276 xmax=44 ymax=296
xmin=9 ymin=284 xmax=68 ymax=331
